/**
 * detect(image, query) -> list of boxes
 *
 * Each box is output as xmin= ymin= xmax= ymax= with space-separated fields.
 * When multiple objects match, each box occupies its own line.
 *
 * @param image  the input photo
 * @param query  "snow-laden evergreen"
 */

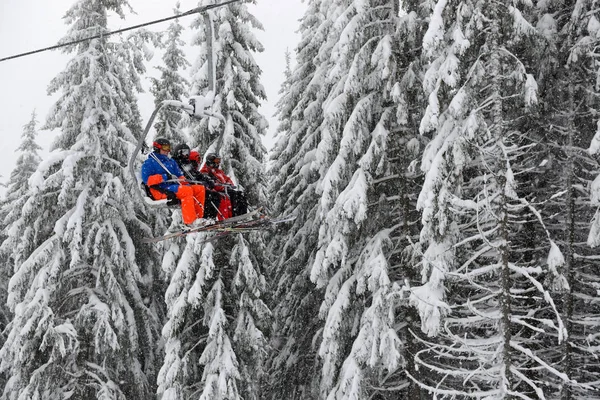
xmin=307 ymin=1 xmax=410 ymax=398
xmin=535 ymin=1 xmax=600 ymax=397
xmin=265 ymin=0 xmax=332 ymax=397
xmin=409 ymin=0 xmax=586 ymax=397
xmin=268 ymin=0 xmax=429 ymax=398
xmin=0 ymin=1 xmax=162 ymax=398
xmin=150 ymin=2 xmax=190 ymax=145
xmin=148 ymin=2 xmax=192 ymax=243
xmin=5 ymin=0 xmax=600 ymax=398
xmin=0 ymin=111 xmax=43 ymax=392
xmin=157 ymin=1 xmax=270 ymax=399
xmin=0 ymin=111 xmax=43 ymax=273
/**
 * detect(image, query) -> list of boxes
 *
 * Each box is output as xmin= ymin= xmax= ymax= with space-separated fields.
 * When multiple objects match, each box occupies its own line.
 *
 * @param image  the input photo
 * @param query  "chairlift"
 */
xmin=128 ymin=11 xmax=226 ymax=208
xmin=128 ymin=95 xmax=226 ymax=208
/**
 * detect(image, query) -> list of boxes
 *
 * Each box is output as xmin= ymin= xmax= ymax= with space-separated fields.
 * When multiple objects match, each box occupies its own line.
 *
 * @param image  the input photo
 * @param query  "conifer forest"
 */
xmin=2 ymin=0 xmax=600 ymax=399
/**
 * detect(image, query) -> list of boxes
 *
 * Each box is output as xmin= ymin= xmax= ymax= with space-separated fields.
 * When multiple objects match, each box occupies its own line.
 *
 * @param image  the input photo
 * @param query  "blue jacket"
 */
xmin=141 ymin=152 xmax=184 ymax=193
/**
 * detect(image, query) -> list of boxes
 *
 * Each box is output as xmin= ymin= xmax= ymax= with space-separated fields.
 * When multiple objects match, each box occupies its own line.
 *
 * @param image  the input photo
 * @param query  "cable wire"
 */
xmin=0 ymin=0 xmax=240 ymax=63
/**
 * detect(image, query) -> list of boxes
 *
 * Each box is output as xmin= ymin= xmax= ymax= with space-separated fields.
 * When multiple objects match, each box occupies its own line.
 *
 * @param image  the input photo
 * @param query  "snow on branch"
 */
xmin=509 ymin=6 xmax=537 ymax=38
xmin=510 ymin=341 xmax=589 ymax=390
xmin=188 ymin=242 xmax=216 ymax=307
xmin=7 ymin=235 xmax=59 ymax=310
xmin=358 ymin=111 xmax=390 ymax=175
xmin=451 ymin=26 xmax=470 ymax=55
xmin=28 ymin=149 xmax=76 ymax=192
xmin=508 ymin=263 xmax=567 ymax=342
xmin=423 ymin=0 xmax=448 ymax=59
xmin=319 ymin=276 xmax=356 ymax=395
xmin=524 ymin=74 xmax=538 ymax=106
xmin=588 ymin=120 xmax=600 ymax=155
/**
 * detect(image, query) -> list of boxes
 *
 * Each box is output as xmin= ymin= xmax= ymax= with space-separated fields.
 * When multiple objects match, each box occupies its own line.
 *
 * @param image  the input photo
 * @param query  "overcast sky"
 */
xmin=0 ymin=0 xmax=305 ymax=185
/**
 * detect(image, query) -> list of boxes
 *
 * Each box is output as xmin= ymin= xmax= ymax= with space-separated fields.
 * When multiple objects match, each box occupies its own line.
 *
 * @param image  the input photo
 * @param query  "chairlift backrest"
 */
xmin=128 ymin=9 xmax=227 ymax=208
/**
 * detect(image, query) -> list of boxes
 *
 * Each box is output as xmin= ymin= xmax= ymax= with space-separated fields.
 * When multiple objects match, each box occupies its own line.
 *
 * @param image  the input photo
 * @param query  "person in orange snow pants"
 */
xmin=141 ymin=138 xmax=206 ymax=225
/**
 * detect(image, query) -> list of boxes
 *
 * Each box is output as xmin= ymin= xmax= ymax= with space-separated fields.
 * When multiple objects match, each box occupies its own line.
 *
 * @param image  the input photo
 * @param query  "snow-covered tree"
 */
xmin=0 ymin=1 xmax=162 ymax=398
xmin=267 ymin=0 xmax=430 ymax=398
xmin=157 ymin=1 xmax=270 ymax=399
xmin=305 ymin=1 xmax=418 ymax=398
xmin=265 ymin=0 xmax=336 ymax=397
xmin=0 ymin=110 xmax=43 ymax=391
xmin=150 ymin=2 xmax=190 ymax=145
xmin=535 ymin=1 xmax=600 ymax=397
xmin=0 ymin=110 xmax=43 ymax=271
xmin=409 ymin=0 xmax=583 ymax=397
xmin=147 ymin=2 xmax=192 ymax=243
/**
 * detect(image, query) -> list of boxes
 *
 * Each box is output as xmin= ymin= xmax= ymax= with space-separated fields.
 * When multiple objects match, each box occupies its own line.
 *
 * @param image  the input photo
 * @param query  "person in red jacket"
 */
xmin=141 ymin=138 xmax=206 ymax=226
xmin=200 ymin=153 xmax=248 ymax=216
xmin=172 ymin=144 xmax=232 ymax=220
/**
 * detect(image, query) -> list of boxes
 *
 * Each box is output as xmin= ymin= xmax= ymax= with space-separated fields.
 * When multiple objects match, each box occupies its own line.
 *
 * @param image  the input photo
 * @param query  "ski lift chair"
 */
xmin=129 ymin=11 xmax=225 ymax=209
xmin=128 ymin=97 xmax=226 ymax=209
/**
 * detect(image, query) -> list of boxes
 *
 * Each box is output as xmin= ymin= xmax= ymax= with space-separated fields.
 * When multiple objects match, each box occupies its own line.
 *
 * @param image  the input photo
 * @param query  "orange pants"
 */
xmin=148 ymin=177 xmax=205 ymax=225
xmin=175 ymin=185 xmax=205 ymax=224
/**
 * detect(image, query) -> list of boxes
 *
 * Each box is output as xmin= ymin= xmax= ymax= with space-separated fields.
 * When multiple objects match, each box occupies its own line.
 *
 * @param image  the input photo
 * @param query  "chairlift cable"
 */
xmin=0 ymin=0 xmax=241 ymax=63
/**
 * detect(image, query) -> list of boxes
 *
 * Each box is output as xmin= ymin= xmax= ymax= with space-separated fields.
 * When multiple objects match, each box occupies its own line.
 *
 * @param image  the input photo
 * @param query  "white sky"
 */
xmin=0 ymin=0 xmax=305 ymax=185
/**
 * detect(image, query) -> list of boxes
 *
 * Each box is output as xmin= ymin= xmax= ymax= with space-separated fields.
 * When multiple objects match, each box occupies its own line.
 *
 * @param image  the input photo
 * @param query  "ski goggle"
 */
xmin=211 ymin=157 xmax=221 ymax=165
xmin=154 ymin=142 xmax=171 ymax=152
xmin=179 ymin=149 xmax=190 ymax=157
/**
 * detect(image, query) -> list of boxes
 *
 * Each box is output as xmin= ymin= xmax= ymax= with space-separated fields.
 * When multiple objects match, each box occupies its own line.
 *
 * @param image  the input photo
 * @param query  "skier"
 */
xmin=172 ymin=143 xmax=232 ymax=220
xmin=141 ymin=138 xmax=206 ymax=226
xmin=200 ymin=153 xmax=248 ymax=216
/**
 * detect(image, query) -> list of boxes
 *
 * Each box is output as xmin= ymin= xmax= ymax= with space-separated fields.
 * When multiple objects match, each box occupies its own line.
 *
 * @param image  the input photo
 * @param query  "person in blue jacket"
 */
xmin=141 ymin=138 xmax=206 ymax=226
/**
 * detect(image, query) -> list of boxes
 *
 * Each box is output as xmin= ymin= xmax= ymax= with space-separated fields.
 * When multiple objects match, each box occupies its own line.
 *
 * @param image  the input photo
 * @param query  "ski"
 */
xmin=141 ymin=208 xmax=263 ymax=243
xmin=228 ymin=213 xmax=297 ymax=230
xmin=189 ymin=214 xmax=298 ymax=245
xmin=142 ymin=211 xmax=295 ymax=244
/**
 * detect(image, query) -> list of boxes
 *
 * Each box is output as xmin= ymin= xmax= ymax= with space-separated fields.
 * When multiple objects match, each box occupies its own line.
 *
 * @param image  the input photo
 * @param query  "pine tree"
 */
xmin=535 ymin=1 xmax=600 ymax=397
xmin=268 ymin=48 xmax=293 ymax=149
xmin=147 ymin=2 xmax=192 ymax=242
xmin=150 ymin=2 xmax=190 ymax=145
xmin=0 ymin=1 xmax=162 ymax=398
xmin=0 ymin=111 xmax=44 ymax=271
xmin=265 ymin=0 xmax=336 ymax=397
xmin=409 ymin=0 xmax=578 ymax=397
xmin=372 ymin=0 xmax=431 ymax=397
xmin=157 ymin=1 xmax=270 ymax=399
xmin=268 ymin=0 xmax=430 ymax=398
xmin=0 ymin=111 xmax=43 ymax=392
xmin=305 ymin=1 xmax=421 ymax=398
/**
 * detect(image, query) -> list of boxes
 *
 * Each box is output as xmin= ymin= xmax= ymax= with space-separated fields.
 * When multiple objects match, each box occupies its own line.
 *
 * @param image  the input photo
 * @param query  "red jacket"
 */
xmin=200 ymin=164 xmax=234 ymax=187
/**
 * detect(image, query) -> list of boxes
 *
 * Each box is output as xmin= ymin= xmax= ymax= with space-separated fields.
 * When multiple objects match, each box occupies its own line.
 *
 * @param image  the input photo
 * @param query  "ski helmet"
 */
xmin=153 ymin=138 xmax=171 ymax=153
xmin=189 ymin=150 xmax=201 ymax=163
xmin=172 ymin=143 xmax=191 ymax=162
xmin=206 ymin=153 xmax=222 ymax=168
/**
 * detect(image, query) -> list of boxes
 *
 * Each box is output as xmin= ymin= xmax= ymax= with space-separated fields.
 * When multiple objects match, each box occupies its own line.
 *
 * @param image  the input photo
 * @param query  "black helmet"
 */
xmin=172 ymin=143 xmax=191 ymax=162
xmin=206 ymin=153 xmax=222 ymax=168
xmin=152 ymin=138 xmax=171 ymax=153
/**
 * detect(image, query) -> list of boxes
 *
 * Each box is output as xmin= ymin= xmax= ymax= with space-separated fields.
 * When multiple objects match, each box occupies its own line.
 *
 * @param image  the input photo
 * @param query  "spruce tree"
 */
xmin=0 ymin=111 xmax=43 ymax=392
xmin=265 ymin=0 xmax=335 ymax=397
xmin=409 ymin=0 xmax=577 ymax=396
xmin=0 ymin=1 xmax=162 ymax=398
xmin=305 ymin=1 xmax=420 ymax=398
xmin=268 ymin=0 xmax=429 ymax=398
xmin=147 ymin=2 xmax=192 ymax=244
xmin=157 ymin=1 xmax=270 ymax=399
xmin=0 ymin=110 xmax=43 ymax=272
xmin=535 ymin=1 xmax=600 ymax=397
